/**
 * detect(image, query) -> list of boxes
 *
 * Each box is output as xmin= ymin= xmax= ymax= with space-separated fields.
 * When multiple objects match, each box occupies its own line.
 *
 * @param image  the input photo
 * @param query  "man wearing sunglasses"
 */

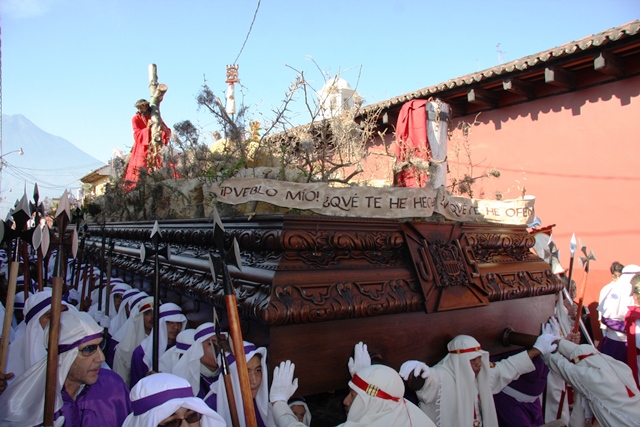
xmin=0 ymin=310 xmax=132 ymax=426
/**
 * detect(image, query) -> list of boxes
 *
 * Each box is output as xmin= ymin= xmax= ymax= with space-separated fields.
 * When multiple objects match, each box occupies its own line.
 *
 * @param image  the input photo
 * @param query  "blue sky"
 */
xmin=2 ymin=0 xmax=639 ymax=164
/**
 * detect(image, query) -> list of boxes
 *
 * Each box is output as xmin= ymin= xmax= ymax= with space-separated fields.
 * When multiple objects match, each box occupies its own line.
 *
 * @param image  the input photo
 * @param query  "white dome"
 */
xmin=321 ymin=76 xmax=352 ymax=91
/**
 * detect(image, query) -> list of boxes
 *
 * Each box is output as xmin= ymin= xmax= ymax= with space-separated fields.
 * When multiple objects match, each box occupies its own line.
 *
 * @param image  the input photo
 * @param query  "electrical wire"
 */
xmin=233 ymin=0 xmax=261 ymax=65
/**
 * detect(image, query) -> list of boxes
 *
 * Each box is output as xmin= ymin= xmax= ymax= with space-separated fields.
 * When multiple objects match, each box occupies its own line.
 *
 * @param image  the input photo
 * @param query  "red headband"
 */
xmin=449 ymin=345 xmax=481 ymax=354
xmin=351 ymin=374 xmax=399 ymax=402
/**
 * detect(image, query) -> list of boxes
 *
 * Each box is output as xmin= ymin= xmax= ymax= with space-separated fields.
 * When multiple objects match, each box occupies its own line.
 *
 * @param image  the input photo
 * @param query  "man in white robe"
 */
xmin=400 ymin=332 xmax=557 ymax=427
xmin=543 ymin=339 xmax=640 ymax=426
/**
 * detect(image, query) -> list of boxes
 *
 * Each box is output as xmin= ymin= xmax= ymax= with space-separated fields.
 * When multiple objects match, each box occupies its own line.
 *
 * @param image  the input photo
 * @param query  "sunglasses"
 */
xmin=158 ymin=411 xmax=202 ymax=427
xmin=79 ymin=340 xmax=107 ymax=357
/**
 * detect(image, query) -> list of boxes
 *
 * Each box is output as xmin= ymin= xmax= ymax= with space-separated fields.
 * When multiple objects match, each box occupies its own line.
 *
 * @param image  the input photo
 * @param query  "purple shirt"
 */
xmin=58 ymin=368 xmax=131 ymax=426
xmin=129 ymin=345 xmax=148 ymax=388
xmin=494 ymin=356 xmax=548 ymax=427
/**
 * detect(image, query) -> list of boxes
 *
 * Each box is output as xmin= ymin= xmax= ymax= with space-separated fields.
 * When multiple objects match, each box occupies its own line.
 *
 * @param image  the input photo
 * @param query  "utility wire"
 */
xmin=233 ymin=0 xmax=261 ymax=65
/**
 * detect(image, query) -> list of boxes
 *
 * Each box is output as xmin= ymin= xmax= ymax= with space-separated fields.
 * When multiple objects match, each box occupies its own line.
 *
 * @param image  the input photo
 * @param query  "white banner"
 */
xmin=209 ymin=179 xmax=535 ymax=225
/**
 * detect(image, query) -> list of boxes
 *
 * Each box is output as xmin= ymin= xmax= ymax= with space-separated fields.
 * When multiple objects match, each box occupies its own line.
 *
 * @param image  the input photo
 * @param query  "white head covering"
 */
xmin=0 ymin=311 xmax=103 ymax=426
xmin=160 ymin=328 xmax=196 ymax=374
xmin=288 ymin=397 xmax=312 ymax=426
xmin=171 ymin=322 xmax=218 ymax=396
xmin=210 ymin=341 xmax=272 ymax=427
xmin=140 ymin=303 xmax=187 ymax=369
xmin=339 ymin=364 xmax=434 ymax=427
xmin=121 ymin=373 xmax=225 ymax=427
xmin=110 ymin=288 xmax=141 ymax=335
xmin=107 ymin=282 xmax=132 ymax=319
xmin=435 ymin=335 xmax=497 ymax=427
xmin=556 ymin=339 xmax=640 ymax=425
xmin=113 ymin=294 xmax=153 ymax=386
xmin=6 ymin=289 xmax=74 ymax=378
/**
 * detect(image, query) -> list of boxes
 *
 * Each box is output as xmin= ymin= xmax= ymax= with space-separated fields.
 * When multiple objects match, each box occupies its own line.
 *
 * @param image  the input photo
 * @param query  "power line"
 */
xmin=233 ymin=0 xmax=261 ymax=65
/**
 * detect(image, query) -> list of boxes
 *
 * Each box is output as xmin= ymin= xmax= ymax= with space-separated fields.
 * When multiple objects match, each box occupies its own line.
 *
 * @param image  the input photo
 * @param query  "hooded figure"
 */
xmin=288 ymin=396 xmax=311 ymax=426
xmin=208 ymin=341 xmax=273 ymax=427
xmin=543 ymin=339 xmax=640 ymax=427
xmin=342 ymin=365 xmax=434 ymax=427
xmin=404 ymin=334 xmax=538 ymax=427
xmin=121 ymin=373 xmax=225 ymax=427
xmin=113 ymin=294 xmax=153 ymax=386
xmin=171 ymin=322 xmax=221 ymax=399
xmin=6 ymin=289 xmax=73 ymax=379
xmin=129 ymin=302 xmax=187 ymax=387
xmin=0 ymin=311 xmax=131 ymax=426
xmin=110 ymin=288 xmax=141 ymax=336
xmin=160 ymin=328 xmax=196 ymax=374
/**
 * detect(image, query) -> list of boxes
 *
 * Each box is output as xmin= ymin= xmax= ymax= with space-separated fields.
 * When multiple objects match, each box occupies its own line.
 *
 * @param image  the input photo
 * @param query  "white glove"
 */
xmin=97 ymin=311 xmax=110 ymax=329
xmin=67 ymin=289 xmax=80 ymax=304
xmin=533 ymin=333 xmax=558 ymax=355
xmin=399 ymin=360 xmax=430 ymax=381
xmin=54 ymin=415 xmax=66 ymax=427
xmin=269 ymin=360 xmax=298 ymax=403
xmin=348 ymin=341 xmax=371 ymax=377
xmin=542 ymin=317 xmax=560 ymax=337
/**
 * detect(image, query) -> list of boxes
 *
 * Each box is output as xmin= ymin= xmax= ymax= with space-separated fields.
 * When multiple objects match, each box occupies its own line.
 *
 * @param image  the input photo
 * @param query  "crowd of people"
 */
xmin=1 ymin=247 xmax=640 ymax=427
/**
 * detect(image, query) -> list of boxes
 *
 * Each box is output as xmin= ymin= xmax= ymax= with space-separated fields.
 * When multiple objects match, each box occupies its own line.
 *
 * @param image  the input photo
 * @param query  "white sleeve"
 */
xmin=416 ymin=368 xmax=442 ymax=404
xmin=490 ymin=350 xmax=535 ymax=394
xmin=271 ymin=401 xmax=306 ymax=427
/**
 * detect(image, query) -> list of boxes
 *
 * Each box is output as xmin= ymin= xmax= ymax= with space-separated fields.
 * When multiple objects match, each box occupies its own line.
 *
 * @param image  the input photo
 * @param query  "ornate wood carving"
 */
xmin=86 ymin=216 xmax=562 ymax=327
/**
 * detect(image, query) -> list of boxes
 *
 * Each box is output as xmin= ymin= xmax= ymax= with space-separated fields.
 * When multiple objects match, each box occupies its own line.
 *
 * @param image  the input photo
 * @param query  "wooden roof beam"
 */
xmin=467 ymin=88 xmax=498 ymax=107
xmin=502 ymin=78 xmax=535 ymax=100
xmin=594 ymin=51 xmax=625 ymax=77
xmin=544 ymin=66 xmax=576 ymax=89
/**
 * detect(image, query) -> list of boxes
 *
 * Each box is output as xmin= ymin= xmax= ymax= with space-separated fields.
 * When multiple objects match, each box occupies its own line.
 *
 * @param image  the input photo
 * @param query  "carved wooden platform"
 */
xmin=86 ymin=215 xmax=561 ymax=395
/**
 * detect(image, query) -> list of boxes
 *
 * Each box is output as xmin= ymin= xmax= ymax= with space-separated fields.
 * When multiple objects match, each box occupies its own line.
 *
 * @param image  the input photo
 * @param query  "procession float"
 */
xmin=78 ymin=65 xmax=561 ymax=399
xmin=0 ymin=64 xmax=565 ymax=426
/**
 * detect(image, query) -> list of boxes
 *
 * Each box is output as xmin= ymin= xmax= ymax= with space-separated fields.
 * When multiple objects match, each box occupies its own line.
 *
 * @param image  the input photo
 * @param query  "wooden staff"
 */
xmin=211 ymin=208 xmax=257 ymax=427
xmin=572 ymin=242 xmax=596 ymax=335
xmin=43 ymin=191 xmax=74 ymax=427
xmin=103 ymin=240 xmax=114 ymax=335
xmin=0 ymin=227 xmax=20 ymax=374
xmin=98 ymin=222 xmax=106 ymax=312
xmin=213 ymin=308 xmax=240 ymax=427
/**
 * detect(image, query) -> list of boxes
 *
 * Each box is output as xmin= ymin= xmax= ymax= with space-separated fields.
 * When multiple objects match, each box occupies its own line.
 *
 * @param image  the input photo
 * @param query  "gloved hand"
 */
xmin=54 ymin=415 xmax=66 ymax=427
xmin=399 ymin=360 xmax=430 ymax=381
xmin=67 ymin=289 xmax=80 ymax=304
xmin=269 ymin=360 xmax=298 ymax=403
xmin=542 ymin=317 xmax=560 ymax=337
xmin=348 ymin=341 xmax=371 ymax=377
xmin=533 ymin=333 xmax=558 ymax=355
xmin=97 ymin=311 xmax=110 ymax=329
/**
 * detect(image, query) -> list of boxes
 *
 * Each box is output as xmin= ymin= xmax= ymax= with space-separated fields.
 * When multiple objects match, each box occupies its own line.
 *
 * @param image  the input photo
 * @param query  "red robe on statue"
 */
xmin=124 ymin=112 xmax=170 ymax=190
xmin=395 ymin=99 xmax=430 ymax=187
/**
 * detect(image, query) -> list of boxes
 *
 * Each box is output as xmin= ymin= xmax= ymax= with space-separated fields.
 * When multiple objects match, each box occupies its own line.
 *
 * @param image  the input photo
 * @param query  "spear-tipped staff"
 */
xmin=11 ymin=193 xmax=33 ymax=301
xmin=73 ymin=223 xmax=88 ymax=293
xmin=98 ymin=221 xmax=107 ymax=312
xmin=572 ymin=241 xmax=596 ymax=335
xmin=565 ymin=233 xmax=577 ymax=293
xmin=30 ymin=184 xmax=46 ymax=291
xmin=43 ymin=191 xmax=77 ymax=427
xmin=140 ymin=221 xmax=170 ymax=372
xmin=103 ymin=239 xmax=115 ymax=337
xmin=81 ymin=243 xmax=97 ymax=311
xmin=212 ymin=307 xmax=240 ymax=427
xmin=210 ymin=207 xmax=257 ymax=427
xmin=546 ymin=238 xmax=594 ymax=346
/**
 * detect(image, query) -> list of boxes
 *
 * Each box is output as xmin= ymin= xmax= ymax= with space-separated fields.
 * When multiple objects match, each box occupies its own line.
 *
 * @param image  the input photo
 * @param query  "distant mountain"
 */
xmin=1 ymin=114 xmax=104 ymax=212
